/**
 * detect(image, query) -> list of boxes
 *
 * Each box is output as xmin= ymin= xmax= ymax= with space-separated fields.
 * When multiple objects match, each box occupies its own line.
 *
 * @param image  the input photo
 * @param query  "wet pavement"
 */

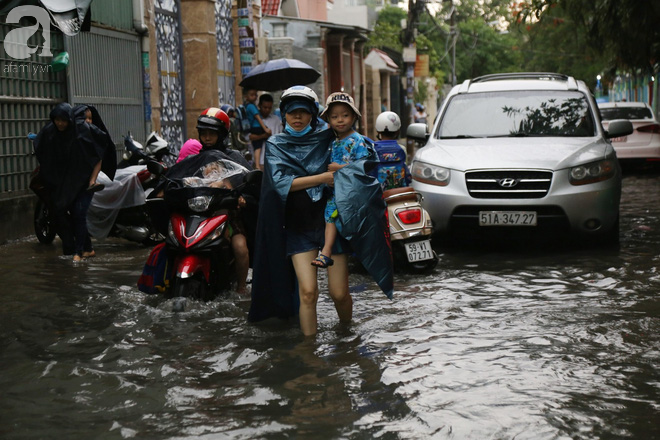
xmin=0 ymin=172 xmax=658 ymax=439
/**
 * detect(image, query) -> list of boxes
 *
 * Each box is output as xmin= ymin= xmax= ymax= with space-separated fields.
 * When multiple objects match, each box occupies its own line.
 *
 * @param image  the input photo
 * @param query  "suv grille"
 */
xmin=465 ymin=170 xmax=552 ymax=199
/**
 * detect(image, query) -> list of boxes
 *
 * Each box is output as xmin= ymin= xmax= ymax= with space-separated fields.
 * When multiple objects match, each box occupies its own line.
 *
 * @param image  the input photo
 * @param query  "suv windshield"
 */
xmin=600 ymin=106 xmax=653 ymax=121
xmin=436 ymin=90 xmax=596 ymax=138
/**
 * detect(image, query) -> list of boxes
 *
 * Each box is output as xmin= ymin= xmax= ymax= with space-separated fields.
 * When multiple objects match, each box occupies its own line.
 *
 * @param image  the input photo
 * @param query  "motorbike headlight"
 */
xmin=188 ymin=195 xmax=212 ymax=212
xmin=569 ymin=159 xmax=616 ymax=185
xmin=411 ymin=160 xmax=450 ymax=186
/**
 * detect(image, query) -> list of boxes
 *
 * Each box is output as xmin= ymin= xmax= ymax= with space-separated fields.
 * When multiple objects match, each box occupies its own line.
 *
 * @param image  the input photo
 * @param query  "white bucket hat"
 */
xmin=320 ymin=92 xmax=362 ymax=120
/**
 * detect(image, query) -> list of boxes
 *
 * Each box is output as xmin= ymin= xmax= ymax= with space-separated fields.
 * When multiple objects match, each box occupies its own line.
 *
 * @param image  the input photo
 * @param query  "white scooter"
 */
xmin=384 ymin=186 xmax=438 ymax=272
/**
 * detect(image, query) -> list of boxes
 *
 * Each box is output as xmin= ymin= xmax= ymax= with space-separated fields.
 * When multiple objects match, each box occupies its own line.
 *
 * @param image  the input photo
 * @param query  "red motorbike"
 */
xmin=145 ymin=159 xmax=261 ymax=301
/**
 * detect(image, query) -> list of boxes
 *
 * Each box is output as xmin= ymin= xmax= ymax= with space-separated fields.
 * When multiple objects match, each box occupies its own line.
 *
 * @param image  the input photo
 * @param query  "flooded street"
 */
xmin=1 ymin=173 xmax=659 ymax=439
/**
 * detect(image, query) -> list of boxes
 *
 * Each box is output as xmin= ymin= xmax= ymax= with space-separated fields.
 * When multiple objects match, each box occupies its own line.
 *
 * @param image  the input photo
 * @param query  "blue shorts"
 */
xmin=285 ymin=227 xmax=350 ymax=257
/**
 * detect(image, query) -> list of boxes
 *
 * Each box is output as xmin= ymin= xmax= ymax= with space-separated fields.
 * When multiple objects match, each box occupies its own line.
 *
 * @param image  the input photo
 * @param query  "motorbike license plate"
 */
xmin=405 ymin=240 xmax=434 ymax=262
xmin=479 ymin=211 xmax=537 ymax=226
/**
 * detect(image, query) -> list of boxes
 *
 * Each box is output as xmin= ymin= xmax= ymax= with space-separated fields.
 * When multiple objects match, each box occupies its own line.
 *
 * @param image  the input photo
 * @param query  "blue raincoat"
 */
xmin=248 ymin=129 xmax=393 ymax=323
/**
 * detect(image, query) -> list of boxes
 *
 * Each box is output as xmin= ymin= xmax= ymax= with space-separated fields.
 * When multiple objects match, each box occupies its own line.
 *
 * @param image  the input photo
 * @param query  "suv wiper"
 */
xmin=439 ymin=135 xmax=478 ymax=139
xmin=487 ymin=133 xmax=531 ymax=138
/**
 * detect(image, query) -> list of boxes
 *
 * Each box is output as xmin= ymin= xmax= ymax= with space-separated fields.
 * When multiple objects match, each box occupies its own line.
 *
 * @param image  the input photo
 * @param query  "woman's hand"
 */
xmin=320 ymin=171 xmax=335 ymax=187
xmin=290 ymin=171 xmax=335 ymax=192
xmin=238 ymin=195 xmax=247 ymax=208
xmin=328 ymin=162 xmax=343 ymax=172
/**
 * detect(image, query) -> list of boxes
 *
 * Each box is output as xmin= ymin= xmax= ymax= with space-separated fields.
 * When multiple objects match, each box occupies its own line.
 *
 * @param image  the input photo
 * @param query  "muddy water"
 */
xmin=0 ymin=173 xmax=658 ymax=439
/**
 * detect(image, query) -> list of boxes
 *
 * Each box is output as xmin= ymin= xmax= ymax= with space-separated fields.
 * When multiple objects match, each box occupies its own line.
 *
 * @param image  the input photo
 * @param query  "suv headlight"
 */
xmin=569 ymin=159 xmax=616 ymax=185
xmin=411 ymin=160 xmax=450 ymax=186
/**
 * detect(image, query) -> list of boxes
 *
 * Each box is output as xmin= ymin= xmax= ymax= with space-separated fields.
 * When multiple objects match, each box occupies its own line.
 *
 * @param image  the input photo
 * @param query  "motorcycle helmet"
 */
xmin=144 ymin=131 xmax=171 ymax=160
xmin=219 ymin=104 xmax=235 ymax=118
xmin=196 ymin=107 xmax=230 ymax=140
xmin=279 ymin=85 xmax=320 ymax=128
xmin=375 ymin=111 xmax=401 ymax=134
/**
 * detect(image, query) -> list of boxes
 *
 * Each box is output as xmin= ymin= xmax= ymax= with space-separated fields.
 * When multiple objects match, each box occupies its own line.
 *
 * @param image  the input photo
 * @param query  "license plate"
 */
xmin=404 ymin=240 xmax=434 ymax=262
xmin=611 ymin=136 xmax=627 ymax=143
xmin=479 ymin=211 xmax=537 ymax=226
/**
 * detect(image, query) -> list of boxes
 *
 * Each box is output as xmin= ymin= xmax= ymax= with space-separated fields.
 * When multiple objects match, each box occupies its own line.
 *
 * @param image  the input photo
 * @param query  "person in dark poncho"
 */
xmin=248 ymin=86 xmax=393 ymax=337
xmin=76 ymin=105 xmax=117 ymax=192
xmin=34 ymin=102 xmax=116 ymax=262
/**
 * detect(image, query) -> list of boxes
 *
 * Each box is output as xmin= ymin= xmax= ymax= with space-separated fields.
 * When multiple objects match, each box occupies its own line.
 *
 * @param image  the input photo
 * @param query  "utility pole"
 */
xmin=402 ymin=0 xmax=424 ymax=157
xmin=449 ymin=1 xmax=456 ymax=86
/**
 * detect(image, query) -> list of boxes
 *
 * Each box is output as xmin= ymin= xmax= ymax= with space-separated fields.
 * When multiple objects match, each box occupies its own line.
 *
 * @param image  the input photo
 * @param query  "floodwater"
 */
xmin=1 ymin=173 xmax=658 ymax=439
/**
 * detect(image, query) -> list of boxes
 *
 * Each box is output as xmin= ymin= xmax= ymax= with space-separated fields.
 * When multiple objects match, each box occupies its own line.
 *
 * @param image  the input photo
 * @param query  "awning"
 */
xmin=1 ymin=0 xmax=92 ymax=36
xmin=365 ymin=48 xmax=399 ymax=73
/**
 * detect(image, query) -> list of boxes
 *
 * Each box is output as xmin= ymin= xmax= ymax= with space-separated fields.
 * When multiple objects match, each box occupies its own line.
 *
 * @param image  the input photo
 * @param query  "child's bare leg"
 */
xmin=90 ymin=160 xmax=102 ymax=186
xmin=253 ymin=148 xmax=262 ymax=171
xmin=321 ymin=221 xmax=337 ymax=258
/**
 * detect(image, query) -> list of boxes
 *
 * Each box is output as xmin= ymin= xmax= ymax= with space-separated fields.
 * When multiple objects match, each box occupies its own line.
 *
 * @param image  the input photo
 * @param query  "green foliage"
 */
xmin=518 ymin=0 xmax=660 ymax=72
xmin=510 ymin=3 xmax=609 ymax=89
xmin=414 ymin=80 xmax=428 ymax=105
xmin=366 ymin=6 xmax=406 ymax=52
xmin=367 ymin=0 xmax=656 ymax=90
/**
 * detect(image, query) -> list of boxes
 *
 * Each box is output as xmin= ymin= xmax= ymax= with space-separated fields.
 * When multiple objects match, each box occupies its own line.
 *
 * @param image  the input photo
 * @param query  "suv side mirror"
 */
xmin=605 ymin=119 xmax=634 ymax=139
xmin=406 ymin=123 xmax=429 ymax=142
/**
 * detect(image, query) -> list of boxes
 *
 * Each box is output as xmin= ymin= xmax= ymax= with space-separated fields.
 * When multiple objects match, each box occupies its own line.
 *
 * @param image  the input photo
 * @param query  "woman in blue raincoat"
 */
xmin=248 ymin=86 xmax=393 ymax=337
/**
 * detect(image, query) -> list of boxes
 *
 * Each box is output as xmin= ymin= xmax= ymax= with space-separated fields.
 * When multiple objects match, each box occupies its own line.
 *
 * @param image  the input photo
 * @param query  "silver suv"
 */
xmin=407 ymin=72 xmax=633 ymax=241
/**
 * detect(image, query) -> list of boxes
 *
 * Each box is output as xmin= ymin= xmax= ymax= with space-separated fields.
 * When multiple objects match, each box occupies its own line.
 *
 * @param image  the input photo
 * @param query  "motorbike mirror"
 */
xmin=218 ymin=196 xmax=239 ymax=210
xmin=245 ymin=170 xmax=263 ymax=186
xmin=147 ymin=160 xmax=165 ymax=176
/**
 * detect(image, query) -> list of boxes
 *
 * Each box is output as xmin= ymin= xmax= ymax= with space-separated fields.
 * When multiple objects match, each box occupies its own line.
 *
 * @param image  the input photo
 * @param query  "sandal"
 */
xmin=82 ymin=250 xmax=96 ymax=258
xmin=311 ymin=254 xmax=334 ymax=268
xmin=72 ymin=254 xmax=83 ymax=263
xmin=86 ymin=183 xmax=105 ymax=193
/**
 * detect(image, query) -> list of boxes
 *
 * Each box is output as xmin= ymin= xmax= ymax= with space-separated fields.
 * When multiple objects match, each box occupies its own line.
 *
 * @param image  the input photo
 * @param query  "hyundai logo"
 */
xmin=498 ymin=178 xmax=519 ymax=188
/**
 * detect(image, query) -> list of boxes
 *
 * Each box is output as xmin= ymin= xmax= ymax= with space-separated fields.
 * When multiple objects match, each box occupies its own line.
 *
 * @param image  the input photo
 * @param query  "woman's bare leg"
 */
xmin=291 ymin=250 xmax=320 ymax=336
xmin=327 ymin=253 xmax=352 ymax=323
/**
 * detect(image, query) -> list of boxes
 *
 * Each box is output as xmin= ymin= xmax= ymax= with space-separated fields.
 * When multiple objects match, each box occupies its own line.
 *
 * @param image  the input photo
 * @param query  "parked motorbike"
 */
xmin=26 ymin=133 xmax=57 ymax=244
xmin=118 ymin=131 xmax=172 ymax=168
xmin=145 ymin=159 xmax=261 ymax=302
xmin=85 ymin=133 xmax=170 ymax=244
xmin=383 ymin=186 xmax=438 ymax=272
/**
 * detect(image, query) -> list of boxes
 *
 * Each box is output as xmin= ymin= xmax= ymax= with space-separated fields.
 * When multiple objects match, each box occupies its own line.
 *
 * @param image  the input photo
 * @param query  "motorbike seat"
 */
xmin=383 ymin=186 xmax=419 ymax=203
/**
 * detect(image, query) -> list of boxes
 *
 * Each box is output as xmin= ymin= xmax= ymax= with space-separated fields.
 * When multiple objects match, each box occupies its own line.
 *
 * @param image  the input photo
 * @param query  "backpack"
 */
xmin=235 ymin=104 xmax=252 ymax=134
xmin=137 ymin=243 xmax=174 ymax=294
xmin=371 ymin=141 xmax=411 ymax=190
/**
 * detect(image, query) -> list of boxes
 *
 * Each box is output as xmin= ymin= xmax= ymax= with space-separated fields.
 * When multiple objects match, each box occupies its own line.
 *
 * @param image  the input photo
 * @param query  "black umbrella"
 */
xmin=239 ymin=58 xmax=321 ymax=92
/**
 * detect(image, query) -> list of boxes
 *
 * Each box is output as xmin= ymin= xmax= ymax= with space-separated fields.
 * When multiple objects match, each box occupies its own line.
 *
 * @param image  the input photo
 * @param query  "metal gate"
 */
xmin=215 ymin=0 xmax=235 ymax=107
xmin=66 ymin=26 xmax=145 ymax=151
xmin=0 ymin=21 xmax=67 ymax=194
xmin=154 ymin=0 xmax=185 ymax=154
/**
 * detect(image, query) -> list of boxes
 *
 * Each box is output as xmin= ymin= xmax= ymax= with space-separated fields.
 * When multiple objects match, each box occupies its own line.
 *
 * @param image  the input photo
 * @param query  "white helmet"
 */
xmin=279 ymin=85 xmax=320 ymax=127
xmin=144 ymin=131 xmax=169 ymax=157
xmin=375 ymin=111 xmax=401 ymax=134
xmin=280 ymin=85 xmax=319 ymax=106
